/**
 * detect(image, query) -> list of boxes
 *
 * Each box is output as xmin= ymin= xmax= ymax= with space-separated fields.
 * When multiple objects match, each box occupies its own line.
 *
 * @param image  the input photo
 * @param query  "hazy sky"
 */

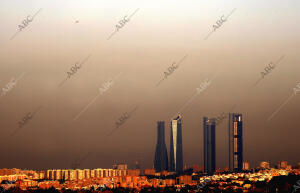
xmin=0 ymin=0 xmax=300 ymax=170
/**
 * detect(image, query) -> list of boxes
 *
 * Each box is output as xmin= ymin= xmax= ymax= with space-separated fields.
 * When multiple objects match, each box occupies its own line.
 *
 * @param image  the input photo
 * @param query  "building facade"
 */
xmin=229 ymin=113 xmax=243 ymax=172
xmin=260 ymin=162 xmax=270 ymax=169
xmin=203 ymin=117 xmax=216 ymax=174
xmin=243 ymin=162 xmax=250 ymax=170
xmin=169 ymin=115 xmax=183 ymax=173
xmin=113 ymin=164 xmax=128 ymax=170
xmin=154 ymin=121 xmax=169 ymax=172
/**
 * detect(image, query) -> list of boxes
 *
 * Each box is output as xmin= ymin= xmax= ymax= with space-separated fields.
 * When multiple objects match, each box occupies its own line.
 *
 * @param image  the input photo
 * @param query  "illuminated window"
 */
xmin=234 ymin=127 xmax=237 ymax=135
xmin=234 ymin=155 xmax=238 ymax=168
xmin=234 ymin=138 xmax=238 ymax=152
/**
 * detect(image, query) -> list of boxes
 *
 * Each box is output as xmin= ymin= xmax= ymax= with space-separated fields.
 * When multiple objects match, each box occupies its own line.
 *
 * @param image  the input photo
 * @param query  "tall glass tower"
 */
xmin=169 ymin=114 xmax=183 ymax=173
xmin=203 ymin=117 xmax=216 ymax=175
xmin=154 ymin=121 xmax=168 ymax=172
xmin=229 ymin=113 xmax=243 ymax=172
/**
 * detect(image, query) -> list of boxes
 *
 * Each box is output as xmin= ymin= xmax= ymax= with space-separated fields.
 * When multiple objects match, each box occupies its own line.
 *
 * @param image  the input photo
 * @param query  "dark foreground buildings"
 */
xmin=154 ymin=121 xmax=168 ymax=172
xmin=169 ymin=115 xmax=183 ymax=173
xmin=203 ymin=117 xmax=216 ymax=175
xmin=229 ymin=113 xmax=243 ymax=172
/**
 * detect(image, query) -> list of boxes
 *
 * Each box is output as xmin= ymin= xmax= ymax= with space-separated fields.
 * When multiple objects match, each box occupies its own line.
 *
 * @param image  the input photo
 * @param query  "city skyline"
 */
xmin=1 ymin=165 xmax=299 ymax=192
xmin=0 ymin=0 xmax=300 ymax=171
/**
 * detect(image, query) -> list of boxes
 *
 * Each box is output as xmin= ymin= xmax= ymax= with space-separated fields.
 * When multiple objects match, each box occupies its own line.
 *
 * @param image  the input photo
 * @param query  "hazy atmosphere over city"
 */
xmin=0 ymin=0 xmax=300 ymax=171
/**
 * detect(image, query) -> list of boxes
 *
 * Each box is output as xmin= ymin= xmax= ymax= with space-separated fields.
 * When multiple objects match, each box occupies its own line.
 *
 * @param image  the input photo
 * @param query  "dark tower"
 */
xmin=154 ymin=121 xmax=168 ymax=172
xmin=203 ymin=117 xmax=216 ymax=175
xmin=169 ymin=114 xmax=183 ymax=173
xmin=229 ymin=113 xmax=243 ymax=172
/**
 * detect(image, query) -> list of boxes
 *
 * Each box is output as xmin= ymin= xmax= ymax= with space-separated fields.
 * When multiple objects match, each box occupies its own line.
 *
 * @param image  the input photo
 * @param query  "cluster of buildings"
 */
xmin=154 ymin=113 xmax=243 ymax=174
xmin=1 ymin=113 xmax=300 ymax=191
xmin=259 ymin=161 xmax=294 ymax=170
xmin=194 ymin=169 xmax=300 ymax=192
xmin=0 ymin=167 xmax=188 ymax=190
xmin=46 ymin=168 xmax=127 ymax=181
xmin=0 ymin=167 xmax=300 ymax=191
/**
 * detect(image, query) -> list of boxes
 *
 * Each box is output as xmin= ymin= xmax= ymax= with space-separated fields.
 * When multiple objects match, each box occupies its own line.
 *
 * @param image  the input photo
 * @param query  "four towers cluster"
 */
xmin=154 ymin=113 xmax=243 ymax=174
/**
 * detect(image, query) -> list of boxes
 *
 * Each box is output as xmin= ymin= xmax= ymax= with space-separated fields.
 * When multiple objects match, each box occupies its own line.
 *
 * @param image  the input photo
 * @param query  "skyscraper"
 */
xmin=203 ymin=117 xmax=216 ymax=175
xmin=229 ymin=113 xmax=243 ymax=172
xmin=169 ymin=115 xmax=183 ymax=173
xmin=154 ymin=121 xmax=168 ymax=172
